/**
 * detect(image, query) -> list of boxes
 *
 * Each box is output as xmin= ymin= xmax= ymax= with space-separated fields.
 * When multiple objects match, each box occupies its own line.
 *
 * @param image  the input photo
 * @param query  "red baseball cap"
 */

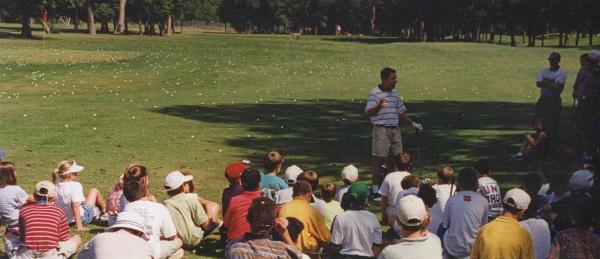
xmin=225 ymin=162 xmax=246 ymax=180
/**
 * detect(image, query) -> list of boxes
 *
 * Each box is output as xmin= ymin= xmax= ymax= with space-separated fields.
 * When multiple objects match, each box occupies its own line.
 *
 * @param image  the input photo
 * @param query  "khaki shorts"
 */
xmin=372 ymin=125 xmax=403 ymax=157
xmin=12 ymin=238 xmax=79 ymax=259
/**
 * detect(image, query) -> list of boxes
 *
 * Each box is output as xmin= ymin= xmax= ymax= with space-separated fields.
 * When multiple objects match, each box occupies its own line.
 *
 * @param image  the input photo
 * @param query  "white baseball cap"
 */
xmin=341 ymin=164 xmax=359 ymax=182
xmin=106 ymin=211 xmax=146 ymax=237
xmin=396 ymin=195 xmax=427 ymax=227
xmin=164 ymin=171 xmax=193 ymax=191
xmin=59 ymin=162 xmax=84 ymax=175
xmin=503 ymin=188 xmax=531 ymax=210
xmin=570 ymin=170 xmax=593 ymax=190
xmin=284 ymin=165 xmax=303 ymax=184
xmin=34 ymin=181 xmax=57 ymax=198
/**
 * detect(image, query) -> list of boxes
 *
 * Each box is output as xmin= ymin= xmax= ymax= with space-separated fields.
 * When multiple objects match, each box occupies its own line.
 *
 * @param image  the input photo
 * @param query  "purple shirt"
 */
xmin=222 ymin=183 xmax=244 ymax=216
xmin=574 ymin=68 xmax=600 ymax=96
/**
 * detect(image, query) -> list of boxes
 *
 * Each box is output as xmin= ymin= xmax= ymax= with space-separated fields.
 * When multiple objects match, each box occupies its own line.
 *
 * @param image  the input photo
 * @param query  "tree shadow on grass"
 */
xmin=152 ymin=99 xmax=581 ymax=187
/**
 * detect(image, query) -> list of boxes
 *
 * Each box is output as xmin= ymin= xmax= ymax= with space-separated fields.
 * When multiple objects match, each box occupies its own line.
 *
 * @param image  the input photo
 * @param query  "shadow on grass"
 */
xmin=152 ymin=99 xmax=583 ymax=186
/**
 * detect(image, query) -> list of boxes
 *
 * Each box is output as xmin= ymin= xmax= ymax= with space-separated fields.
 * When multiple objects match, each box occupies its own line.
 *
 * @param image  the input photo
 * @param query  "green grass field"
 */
xmin=0 ymin=23 xmax=598 ymax=257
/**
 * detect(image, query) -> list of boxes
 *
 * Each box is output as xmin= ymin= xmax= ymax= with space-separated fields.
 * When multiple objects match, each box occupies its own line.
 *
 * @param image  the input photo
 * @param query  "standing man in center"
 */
xmin=366 ymin=67 xmax=423 ymax=197
xmin=534 ymin=52 xmax=566 ymax=153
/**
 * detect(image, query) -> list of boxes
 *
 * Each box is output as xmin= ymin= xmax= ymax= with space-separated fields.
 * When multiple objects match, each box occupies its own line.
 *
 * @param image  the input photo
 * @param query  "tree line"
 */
xmin=1 ymin=0 xmax=599 ymax=47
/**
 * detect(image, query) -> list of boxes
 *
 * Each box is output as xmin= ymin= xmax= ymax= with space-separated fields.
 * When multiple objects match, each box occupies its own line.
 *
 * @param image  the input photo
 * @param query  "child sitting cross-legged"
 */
xmin=163 ymin=171 xmax=222 ymax=251
xmin=14 ymin=181 xmax=81 ymax=259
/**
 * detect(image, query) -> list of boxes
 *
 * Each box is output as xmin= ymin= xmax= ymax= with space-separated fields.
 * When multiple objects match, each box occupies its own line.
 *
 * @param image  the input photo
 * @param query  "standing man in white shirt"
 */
xmin=442 ymin=167 xmax=488 ymax=259
xmin=535 ymin=52 xmax=566 ymax=151
xmin=366 ymin=67 xmax=422 ymax=198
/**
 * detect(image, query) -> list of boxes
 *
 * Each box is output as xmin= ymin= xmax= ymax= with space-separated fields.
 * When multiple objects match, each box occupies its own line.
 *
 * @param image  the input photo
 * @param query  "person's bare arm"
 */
xmin=538 ymin=79 xmax=563 ymax=90
xmin=399 ymin=112 xmax=413 ymax=125
xmin=72 ymin=202 xmax=87 ymax=231
xmin=381 ymin=195 xmax=388 ymax=225
xmin=372 ymin=244 xmax=384 ymax=257
xmin=367 ymin=99 xmax=386 ymax=117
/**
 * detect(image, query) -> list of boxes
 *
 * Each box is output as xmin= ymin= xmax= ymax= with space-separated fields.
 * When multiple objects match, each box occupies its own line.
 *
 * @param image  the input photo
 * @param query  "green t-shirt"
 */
xmin=164 ymin=193 xmax=209 ymax=248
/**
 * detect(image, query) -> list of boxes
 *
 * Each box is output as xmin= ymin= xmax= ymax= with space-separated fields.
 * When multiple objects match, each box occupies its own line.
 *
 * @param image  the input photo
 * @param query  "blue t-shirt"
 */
xmin=260 ymin=173 xmax=288 ymax=192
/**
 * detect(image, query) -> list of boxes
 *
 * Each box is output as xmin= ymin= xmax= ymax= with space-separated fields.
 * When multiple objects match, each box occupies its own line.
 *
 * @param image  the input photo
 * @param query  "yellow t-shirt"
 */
xmin=278 ymin=197 xmax=331 ymax=252
xmin=471 ymin=216 xmax=535 ymax=259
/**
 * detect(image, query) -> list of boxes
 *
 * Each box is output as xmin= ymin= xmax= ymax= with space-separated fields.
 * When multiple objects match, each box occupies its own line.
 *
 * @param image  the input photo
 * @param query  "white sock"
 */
xmin=371 ymin=185 xmax=379 ymax=193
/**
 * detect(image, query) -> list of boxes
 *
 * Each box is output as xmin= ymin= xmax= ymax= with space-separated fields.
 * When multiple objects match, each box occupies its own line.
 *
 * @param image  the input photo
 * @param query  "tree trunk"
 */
xmin=510 ymin=29 xmax=516 ymax=47
xmin=489 ymin=25 xmax=495 ymax=43
xmin=575 ymin=31 xmax=580 ymax=46
xmin=476 ymin=24 xmax=481 ymax=42
xmin=85 ymin=0 xmax=96 ymax=35
xmin=499 ymin=34 xmax=503 ymax=44
xmin=21 ymin=14 xmax=32 ymax=37
xmin=125 ymin=21 xmax=128 ymax=33
xmin=558 ymin=32 xmax=563 ymax=47
xmin=590 ymin=31 xmax=593 ymax=46
xmin=541 ymin=32 xmax=545 ymax=47
xmin=74 ymin=6 xmax=79 ymax=32
xmin=371 ymin=4 xmax=376 ymax=34
xmin=138 ymin=19 xmax=143 ymax=35
xmin=163 ymin=16 xmax=173 ymax=37
xmin=564 ymin=33 xmax=569 ymax=46
xmin=115 ymin=0 xmax=126 ymax=34
xmin=522 ymin=31 xmax=526 ymax=44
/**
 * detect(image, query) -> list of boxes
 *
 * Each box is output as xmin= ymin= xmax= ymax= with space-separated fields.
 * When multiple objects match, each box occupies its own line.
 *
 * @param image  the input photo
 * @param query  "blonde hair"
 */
xmin=52 ymin=160 xmax=76 ymax=183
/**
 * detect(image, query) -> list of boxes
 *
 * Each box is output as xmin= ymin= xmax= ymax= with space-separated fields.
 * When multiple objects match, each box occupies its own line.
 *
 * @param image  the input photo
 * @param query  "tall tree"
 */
xmin=85 ymin=0 xmax=96 ymax=34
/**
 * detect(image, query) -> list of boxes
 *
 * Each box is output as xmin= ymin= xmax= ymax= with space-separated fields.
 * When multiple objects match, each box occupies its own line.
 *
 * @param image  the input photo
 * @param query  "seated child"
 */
xmin=336 ymin=164 xmax=359 ymax=202
xmin=320 ymin=183 xmax=343 ymax=230
xmin=260 ymin=151 xmax=288 ymax=192
xmin=0 ymin=161 xmax=33 ymax=255
xmin=53 ymin=160 xmax=106 ymax=231
xmin=15 ymin=181 xmax=81 ymax=258
xmin=106 ymin=174 xmax=124 ymax=226
xmin=328 ymin=183 xmax=383 ymax=257
xmin=123 ymin=180 xmax=183 ymax=259
xmin=164 ymin=171 xmax=221 ymax=250
xmin=512 ymin=118 xmax=548 ymax=159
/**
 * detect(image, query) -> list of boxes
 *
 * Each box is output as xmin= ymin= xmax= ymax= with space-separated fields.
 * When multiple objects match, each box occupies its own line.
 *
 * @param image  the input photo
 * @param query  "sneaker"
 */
xmin=510 ymin=152 xmax=524 ymax=159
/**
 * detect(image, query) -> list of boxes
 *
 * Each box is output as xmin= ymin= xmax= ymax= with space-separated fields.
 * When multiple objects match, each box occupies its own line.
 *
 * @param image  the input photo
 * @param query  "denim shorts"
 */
xmin=81 ymin=204 xmax=97 ymax=224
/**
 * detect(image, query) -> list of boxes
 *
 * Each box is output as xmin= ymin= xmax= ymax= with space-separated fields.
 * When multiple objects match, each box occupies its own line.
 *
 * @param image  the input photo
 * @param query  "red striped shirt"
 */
xmin=19 ymin=203 xmax=70 ymax=252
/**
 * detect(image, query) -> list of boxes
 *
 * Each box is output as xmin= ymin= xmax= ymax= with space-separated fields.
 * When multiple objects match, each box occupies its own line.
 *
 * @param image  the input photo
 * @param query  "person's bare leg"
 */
xmin=372 ymin=156 xmax=385 ymax=189
xmin=85 ymin=188 xmax=106 ymax=211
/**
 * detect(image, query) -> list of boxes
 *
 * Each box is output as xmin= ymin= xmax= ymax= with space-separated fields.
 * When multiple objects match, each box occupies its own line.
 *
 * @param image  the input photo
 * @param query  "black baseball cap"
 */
xmin=241 ymin=167 xmax=261 ymax=190
xmin=548 ymin=52 xmax=561 ymax=61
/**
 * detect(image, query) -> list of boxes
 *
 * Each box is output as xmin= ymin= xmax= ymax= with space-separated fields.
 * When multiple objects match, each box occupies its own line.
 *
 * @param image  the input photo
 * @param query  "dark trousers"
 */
xmin=535 ymin=95 xmax=561 ymax=153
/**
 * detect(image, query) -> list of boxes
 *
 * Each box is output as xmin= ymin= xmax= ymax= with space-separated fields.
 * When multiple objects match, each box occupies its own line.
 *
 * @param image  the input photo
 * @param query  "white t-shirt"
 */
xmin=123 ymin=199 xmax=178 ymax=259
xmin=311 ymin=195 xmax=328 ymax=218
xmin=331 ymin=210 xmax=382 ymax=257
xmin=477 ymin=177 xmax=502 ymax=218
xmin=0 ymin=185 xmax=29 ymax=227
xmin=378 ymin=232 xmax=443 ymax=259
xmin=78 ymin=229 xmax=154 ymax=259
xmin=379 ymin=171 xmax=411 ymax=202
xmin=432 ymin=184 xmax=456 ymax=212
xmin=442 ymin=191 xmax=488 ymax=258
xmin=335 ymin=184 xmax=350 ymax=202
xmin=386 ymin=187 xmax=419 ymax=225
xmin=275 ymin=187 xmax=293 ymax=204
xmin=520 ymin=218 xmax=551 ymax=259
xmin=56 ymin=181 xmax=86 ymax=223
xmin=538 ymin=183 xmax=551 ymax=203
